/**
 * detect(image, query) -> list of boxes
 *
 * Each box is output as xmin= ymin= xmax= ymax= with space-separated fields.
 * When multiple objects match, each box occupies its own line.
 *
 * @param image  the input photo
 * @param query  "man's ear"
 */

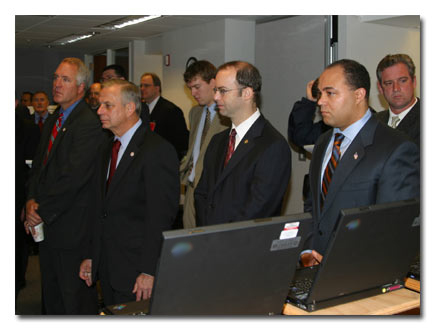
xmin=354 ymin=87 xmax=367 ymax=105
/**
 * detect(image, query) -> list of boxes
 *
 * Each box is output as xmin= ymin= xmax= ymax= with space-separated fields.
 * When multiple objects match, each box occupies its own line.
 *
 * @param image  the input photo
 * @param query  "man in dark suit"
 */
xmin=375 ymin=54 xmax=420 ymax=147
xmin=30 ymin=91 xmax=53 ymax=132
xmin=194 ymin=61 xmax=291 ymax=227
xmin=140 ymin=72 xmax=189 ymax=160
xmin=302 ymin=59 xmax=420 ymax=266
xmin=25 ymin=58 xmax=104 ymax=314
xmin=79 ymin=79 xmax=179 ymax=306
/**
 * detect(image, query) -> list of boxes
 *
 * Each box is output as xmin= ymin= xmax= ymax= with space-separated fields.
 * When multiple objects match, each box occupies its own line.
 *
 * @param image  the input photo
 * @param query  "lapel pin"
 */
xmin=244 ymin=139 xmax=249 ymax=144
xmin=354 ymin=152 xmax=358 ymax=160
xmin=62 ymin=127 xmax=66 ymax=132
xmin=130 ymin=152 xmax=135 ymax=157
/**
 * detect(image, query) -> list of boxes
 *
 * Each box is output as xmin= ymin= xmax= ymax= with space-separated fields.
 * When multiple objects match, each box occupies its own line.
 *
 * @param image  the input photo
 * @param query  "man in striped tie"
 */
xmin=301 ymin=59 xmax=420 ymax=267
xmin=25 ymin=58 xmax=105 ymax=314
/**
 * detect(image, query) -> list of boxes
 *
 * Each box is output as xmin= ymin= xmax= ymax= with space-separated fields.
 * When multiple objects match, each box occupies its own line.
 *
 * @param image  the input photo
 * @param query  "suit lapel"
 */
xmin=213 ymin=115 xmax=266 ymax=190
xmin=320 ymin=116 xmax=378 ymax=216
xmin=105 ymin=123 xmax=146 ymax=200
xmin=310 ymin=131 xmax=332 ymax=218
xmin=44 ymin=102 xmax=84 ymax=166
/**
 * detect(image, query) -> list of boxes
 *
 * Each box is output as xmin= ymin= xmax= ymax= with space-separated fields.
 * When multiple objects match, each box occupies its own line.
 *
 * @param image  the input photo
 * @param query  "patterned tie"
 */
xmin=224 ymin=128 xmax=237 ymax=167
xmin=391 ymin=115 xmax=400 ymax=129
xmin=44 ymin=112 xmax=64 ymax=164
xmin=200 ymin=108 xmax=211 ymax=150
xmin=321 ymin=133 xmax=345 ymax=208
xmin=106 ymin=139 xmax=121 ymax=191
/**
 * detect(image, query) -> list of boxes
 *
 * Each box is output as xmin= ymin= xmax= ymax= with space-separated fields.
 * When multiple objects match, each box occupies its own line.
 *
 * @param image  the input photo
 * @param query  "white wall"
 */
xmin=256 ymin=15 xmax=326 ymax=215
xmin=130 ymin=18 xmax=256 ymax=128
xmin=338 ymin=15 xmax=420 ymax=111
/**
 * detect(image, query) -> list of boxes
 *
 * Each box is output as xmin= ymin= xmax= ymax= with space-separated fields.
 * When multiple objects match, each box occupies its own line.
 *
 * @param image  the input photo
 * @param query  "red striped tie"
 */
xmin=44 ymin=113 xmax=64 ymax=164
xmin=321 ymin=133 xmax=344 ymax=208
xmin=224 ymin=128 xmax=236 ymax=167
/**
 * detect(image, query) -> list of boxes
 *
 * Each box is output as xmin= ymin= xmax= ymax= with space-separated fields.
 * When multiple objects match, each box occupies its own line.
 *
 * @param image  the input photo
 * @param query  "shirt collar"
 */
xmin=388 ymin=97 xmax=417 ymax=122
xmin=115 ymin=118 xmax=142 ymax=147
xmin=333 ymin=108 xmax=372 ymax=141
xmin=147 ymin=96 xmax=160 ymax=114
xmin=231 ymin=108 xmax=261 ymax=140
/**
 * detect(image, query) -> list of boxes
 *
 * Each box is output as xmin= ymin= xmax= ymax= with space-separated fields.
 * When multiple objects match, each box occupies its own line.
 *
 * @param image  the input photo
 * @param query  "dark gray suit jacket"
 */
xmin=194 ymin=114 xmax=292 ymax=226
xmin=26 ymin=99 xmax=105 ymax=252
xmin=307 ymin=114 xmax=420 ymax=254
xmin=88 ymin=122 xmax=180 ymax=292
xmin=376 ymin=98 xmax=420 ymax=147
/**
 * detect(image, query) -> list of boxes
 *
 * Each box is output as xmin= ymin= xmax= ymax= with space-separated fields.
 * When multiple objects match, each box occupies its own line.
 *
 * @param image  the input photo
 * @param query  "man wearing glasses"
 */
xmin=194 ymin=61 xmax=291 ymax=226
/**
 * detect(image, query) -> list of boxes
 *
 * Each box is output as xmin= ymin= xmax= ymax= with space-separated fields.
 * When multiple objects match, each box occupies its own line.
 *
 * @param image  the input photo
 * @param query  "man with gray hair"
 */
xmin=79 ymin=79 xmax=180 ymax=307
xmin=25 ymin=57 xmax=105 ymax=314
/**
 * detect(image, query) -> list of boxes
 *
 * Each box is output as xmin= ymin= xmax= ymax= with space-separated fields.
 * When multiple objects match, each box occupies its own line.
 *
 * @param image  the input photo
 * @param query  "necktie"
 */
xmin=391 ymin=115 xmax=400 ymax=129
xmin=44 ymin=112 xmax=64 ymax=164
xmin=38 ymin=116 xmax=43 ymax=132
xmin=224 ymin=128 xmax=237 ymax=167
xmin=200 ymin=108 xmax=211 ymax=150
xmin=321 ymin=133 xmax=344 ymax=208
xmin=106 ymin=139 xmax=121 ymax=191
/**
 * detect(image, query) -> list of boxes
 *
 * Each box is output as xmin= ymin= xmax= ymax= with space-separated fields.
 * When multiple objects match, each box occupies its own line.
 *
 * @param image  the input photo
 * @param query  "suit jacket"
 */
xmin=375 ymin=98 xmax=420 ymax=147
xmin=288 ymin=97 xmax=330 ymax=147
xmin=307 ymin=114 xmax=420 ymax=254
xmin=149 ymin=96 xmax=189 ymax=160
xmin=26 ymin=99 xmax=105 ymax=252
xmin=194 ymin=114 xmax=292 ymax=226
xmin=89 ymin=122 xmax=180 ymax=292
xmin=180 ymin=105 xmax=231 ymax=187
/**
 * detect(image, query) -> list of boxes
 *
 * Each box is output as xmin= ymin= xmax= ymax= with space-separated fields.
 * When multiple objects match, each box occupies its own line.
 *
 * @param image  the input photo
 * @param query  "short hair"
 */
xmin=183 ymin=60 xmax=216 ymax=84
xmin=217 ymin=61 xmax=262 ymax=105
xmin=102 ymin=64 xmax=127 ymax=79
xmin=101 ymin=79 xmax=142 ymax=117
xmin=141 ymin=72 xmax=162 ymax=93
xmin=31 ymin=91 xmax=49 ymax=101
xmin=327 ymin=59 xmax=371 ymax=101
xmin=22 ymin=91 xmax=33 ymax=98
xmin=61 ymin=57 xmax=90 ymax=89
xmin=376 ymin=54 xmax=416 ymax=83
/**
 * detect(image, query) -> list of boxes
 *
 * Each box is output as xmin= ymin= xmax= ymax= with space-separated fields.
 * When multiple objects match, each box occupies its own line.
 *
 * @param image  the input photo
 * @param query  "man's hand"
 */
xmin=24 ymin=199 xmax=43 ymax=235
xmin=306 ymin=80 xmax=316 ymax=102
xmin=79 ymin=259 xmax=93 ymax=287
xmin=132 ymin=274 xmax=154 ymax=301
xmin=300 ymin=250 xmax=323 ymax=267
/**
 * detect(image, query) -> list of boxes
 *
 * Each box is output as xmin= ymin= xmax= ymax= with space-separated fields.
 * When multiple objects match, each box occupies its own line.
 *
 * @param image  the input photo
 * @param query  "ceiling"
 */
xmin=15 ymin=15 xmax=280 ymax=54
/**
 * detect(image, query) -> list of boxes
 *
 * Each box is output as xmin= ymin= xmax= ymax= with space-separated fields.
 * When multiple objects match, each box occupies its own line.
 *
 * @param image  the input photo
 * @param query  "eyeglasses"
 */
xmin=213 ymin=87 xmax=246 ymax=96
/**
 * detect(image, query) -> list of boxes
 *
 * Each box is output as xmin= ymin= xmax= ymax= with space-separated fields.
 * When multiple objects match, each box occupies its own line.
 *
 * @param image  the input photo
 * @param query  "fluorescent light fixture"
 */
xmin=96 ymin=15 xmax=162 ymax=30
xmin=113 ymin=15 xmax=161 ymax=29
xmin=50 ymin=32 xmax=98 ymax=46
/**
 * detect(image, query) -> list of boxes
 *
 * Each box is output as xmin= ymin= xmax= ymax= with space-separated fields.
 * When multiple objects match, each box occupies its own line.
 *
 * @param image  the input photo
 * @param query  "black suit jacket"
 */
xmin=375 ymin=98 xmax=420 ymax=147
xmin=89 ymin=122 xmax=180 ymax=292
xmin=26 ymin=99 xmax=105 ymax=252
xmin=149 ymin=96 xmax=189 ymax=160
xmin=307 ymin=114 xmax=420 ymax=254
xmin=194 ymin=114 xmax=292 ymax=226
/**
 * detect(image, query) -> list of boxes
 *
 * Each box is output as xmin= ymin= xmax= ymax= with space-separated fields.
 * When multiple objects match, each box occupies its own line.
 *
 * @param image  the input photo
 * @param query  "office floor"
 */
xmin=16 ymin=255 xmax=42 ymax=315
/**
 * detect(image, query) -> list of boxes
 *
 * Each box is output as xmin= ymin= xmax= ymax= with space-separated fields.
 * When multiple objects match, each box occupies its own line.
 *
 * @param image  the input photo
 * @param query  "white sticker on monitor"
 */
xmin=280 ymin=222 xmax=299 ymax=240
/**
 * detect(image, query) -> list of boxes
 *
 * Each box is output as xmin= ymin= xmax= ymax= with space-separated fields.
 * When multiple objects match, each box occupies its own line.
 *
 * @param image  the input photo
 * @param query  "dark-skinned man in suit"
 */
xmin=301 ymin=59 xmax=419 ymax=267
